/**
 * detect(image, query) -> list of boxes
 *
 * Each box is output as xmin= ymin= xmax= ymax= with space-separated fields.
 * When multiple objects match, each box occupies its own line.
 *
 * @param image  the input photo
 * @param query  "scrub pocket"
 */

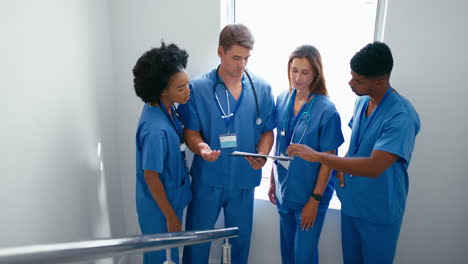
xmin=169 ymin=176 xmax=192 ymax=210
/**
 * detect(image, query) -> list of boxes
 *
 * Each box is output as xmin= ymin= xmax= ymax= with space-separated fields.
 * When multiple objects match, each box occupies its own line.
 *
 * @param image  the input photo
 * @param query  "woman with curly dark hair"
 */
xmin=133 ymin=42 xmax=191 ymax=264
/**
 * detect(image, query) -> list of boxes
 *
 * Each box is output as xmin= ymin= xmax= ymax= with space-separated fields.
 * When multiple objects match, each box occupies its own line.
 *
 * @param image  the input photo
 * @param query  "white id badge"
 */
xmin=219 ymin=133 xmax=237 ymax=149
xmin=278 ymin=153 xmax=290 ymax=170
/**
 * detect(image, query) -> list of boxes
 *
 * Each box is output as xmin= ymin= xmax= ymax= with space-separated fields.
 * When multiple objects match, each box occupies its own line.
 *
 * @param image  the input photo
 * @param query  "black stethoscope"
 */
xmin=213 ymin=65 xmax=262 ymax=126
xmin=158 ymin=101 xmax=186 ymax=152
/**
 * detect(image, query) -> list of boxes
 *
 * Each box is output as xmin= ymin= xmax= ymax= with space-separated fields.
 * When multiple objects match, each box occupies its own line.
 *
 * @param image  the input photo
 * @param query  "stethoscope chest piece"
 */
xmin=280 ymin=90 xmax=316 ymax=144
xmin=256 ymin=117 xmax=262 ymax=126
xmin=180 ymin=143 xmax=187 ymax=152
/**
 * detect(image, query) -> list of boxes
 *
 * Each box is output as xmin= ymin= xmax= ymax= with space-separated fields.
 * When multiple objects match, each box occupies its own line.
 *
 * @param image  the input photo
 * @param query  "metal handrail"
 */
xmin=0 ymin=227 xmax=239 ymax=264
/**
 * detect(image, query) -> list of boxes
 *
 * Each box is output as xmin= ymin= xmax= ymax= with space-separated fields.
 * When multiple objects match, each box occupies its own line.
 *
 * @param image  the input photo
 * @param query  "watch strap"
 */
xmin=311 ymin=193 xmax=322 ymax=202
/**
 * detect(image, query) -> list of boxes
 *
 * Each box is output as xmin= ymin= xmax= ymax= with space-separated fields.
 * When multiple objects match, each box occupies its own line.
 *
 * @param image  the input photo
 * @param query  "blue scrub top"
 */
xmin=178 ymin=68 xmax=275 ymax=189
xmin=135 ymin=104 xmax=192 ymax=215
xmin=337 ymin=89 xmax=420 ymax=224
xmin=274 ymin=91 xmax=344 ymax=209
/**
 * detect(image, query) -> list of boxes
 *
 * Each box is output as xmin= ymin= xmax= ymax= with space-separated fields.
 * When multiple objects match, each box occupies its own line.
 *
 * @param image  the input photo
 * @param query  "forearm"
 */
xmin=184 ymin=129 xmax=205 ymax=155
xmin=144 ymin=170 xmax=177 ymax=218
xmin=312 ymin=150 xmax=335 ymax=195
xmin=257 ymin=131 xmax=274 ymax=154
xmin=316 ymin=152 xmax=388 ymax=178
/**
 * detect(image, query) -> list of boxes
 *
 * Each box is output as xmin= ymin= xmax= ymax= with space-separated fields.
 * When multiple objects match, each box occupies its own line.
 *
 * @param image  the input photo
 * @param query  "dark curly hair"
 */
xmin=350 ymin=41 xmax=393 ymax=79
xmin=132 ymin=42 xmax=189 ymax=103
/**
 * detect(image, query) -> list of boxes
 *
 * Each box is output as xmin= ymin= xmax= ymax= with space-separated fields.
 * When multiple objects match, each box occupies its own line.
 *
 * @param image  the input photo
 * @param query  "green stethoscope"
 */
xmin=280 ymin=89 xmax=317 ymax=146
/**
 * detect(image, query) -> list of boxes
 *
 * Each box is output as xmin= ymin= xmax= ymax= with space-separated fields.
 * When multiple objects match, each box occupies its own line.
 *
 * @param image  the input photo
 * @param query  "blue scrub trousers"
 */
xmin=341 ymin=213 xmax=403 ymax=264
xmin=182 ymin=186 xmax=254 ymax=264
xmin=277 ymin=201 xmax=329 ymax=264
xmin=138 ymin=206 xmax=184 ymax=264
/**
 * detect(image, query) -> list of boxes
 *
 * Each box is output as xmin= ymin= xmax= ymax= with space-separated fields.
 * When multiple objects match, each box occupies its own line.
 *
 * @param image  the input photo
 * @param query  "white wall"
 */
xmin=0 ymin=0 xmax=125 ymax=255
xmin=384 ymin=0 xmax=468 ymax=263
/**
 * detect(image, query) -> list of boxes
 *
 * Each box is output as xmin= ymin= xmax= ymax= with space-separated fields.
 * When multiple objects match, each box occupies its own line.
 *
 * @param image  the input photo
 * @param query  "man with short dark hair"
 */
xmin=179 ymin=24 xmax=275 ymax=264
xmin=287 ymin=41 xmax=420 ymax=264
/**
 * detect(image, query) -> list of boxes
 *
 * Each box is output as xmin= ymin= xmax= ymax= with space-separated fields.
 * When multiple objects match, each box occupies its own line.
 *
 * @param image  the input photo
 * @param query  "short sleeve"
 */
xmin=178 ymin=84 xmax=201 ymax=131
xmin=320 ymin=109 xmax=344 ymax=152
xmin=140 ymin=129 xmax=167 ymax=173
xmin=260 ymin=84 xmax=276 ymax=132
xmin=373 ymin=113 xmax=417 ymax=163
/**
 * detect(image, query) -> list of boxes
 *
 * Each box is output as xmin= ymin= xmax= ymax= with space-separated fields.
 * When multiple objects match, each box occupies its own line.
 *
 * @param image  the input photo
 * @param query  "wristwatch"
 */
xmin=311 ymin=193 xmax=322 ymax=202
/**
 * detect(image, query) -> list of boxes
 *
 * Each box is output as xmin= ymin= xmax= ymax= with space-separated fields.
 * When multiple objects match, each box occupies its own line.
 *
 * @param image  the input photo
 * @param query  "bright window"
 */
xmin=230 ymin=0 xmax=380 ymax=206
